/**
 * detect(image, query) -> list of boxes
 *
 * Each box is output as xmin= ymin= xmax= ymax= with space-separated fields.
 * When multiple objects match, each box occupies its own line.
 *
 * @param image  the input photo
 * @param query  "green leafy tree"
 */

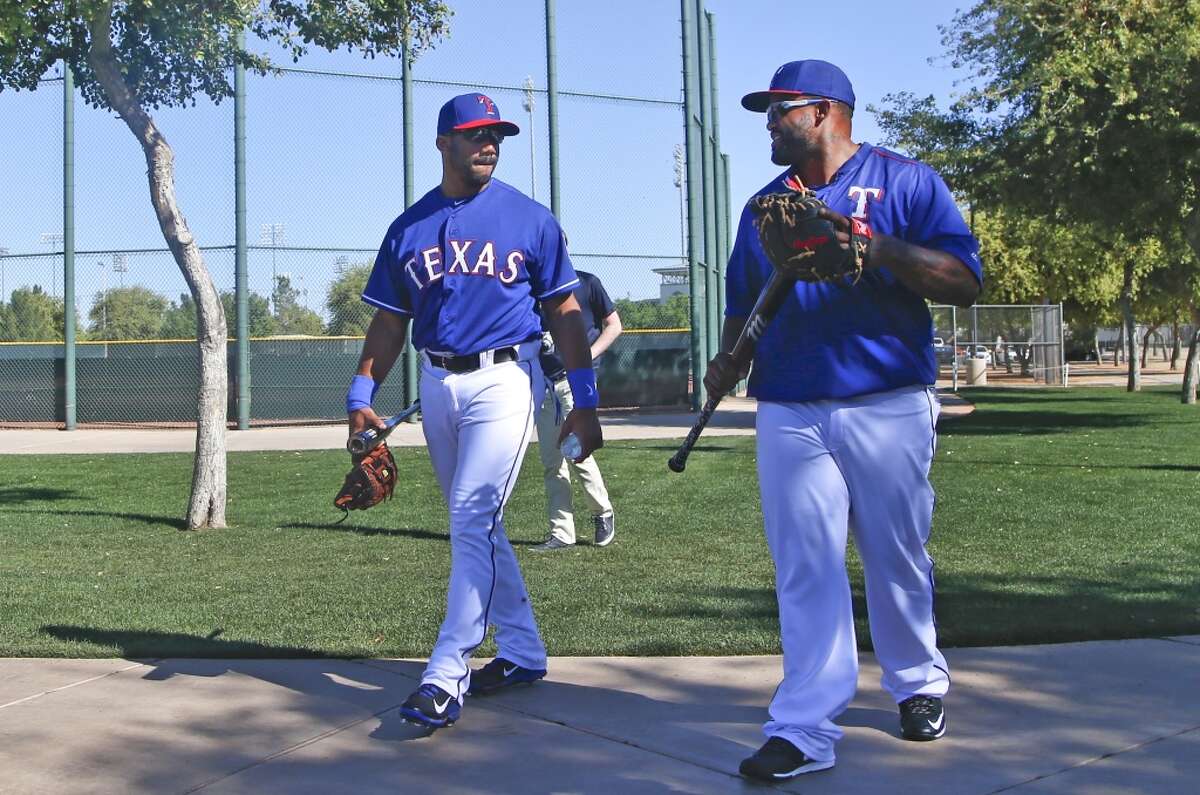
xmin=0 ymin=1 xmax=450 ymax=527
xmin=87 ymin=285 xmax=167 ymax=340
xmin=326 ymin=263 xmax=374 ymax=336
xmin=0 ymin=286 xmax=63 ymax=342
xmin=272 ymin=274 xmax=324 ymax=335
xmin=614 ymin=293 xmax=691 ymax=330
xmin=160 ymin=291 xmax=277 ymax=339
xmin=874 ymin=0 xmax=1200 ymax=394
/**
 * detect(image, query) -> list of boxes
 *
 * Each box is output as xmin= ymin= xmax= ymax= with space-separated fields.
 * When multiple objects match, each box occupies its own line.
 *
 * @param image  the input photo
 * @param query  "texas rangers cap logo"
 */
xmin=477 ymin=95 xmax=497 ymax=116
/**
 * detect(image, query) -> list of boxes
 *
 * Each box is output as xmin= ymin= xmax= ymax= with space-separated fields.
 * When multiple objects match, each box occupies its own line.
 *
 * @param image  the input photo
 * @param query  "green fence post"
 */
xmin=707 ymin=12 xmax=726 ymax=326
xmin=720 ymin=151 xmax=731 ymax=316
xmin=697 ymin=4 xmax=718 ymax=370
xmin=234 ymin=31 xmax=250 ymax=429
xmin=545 ymin=0 xmax=562 ymax=218
xmin=63 ymin=63 xmax=76 ymax=430
xmin=680 ymin=0 xmax=704 ymax=410
xmin=401 ymin=34 xmax=418 ymax=411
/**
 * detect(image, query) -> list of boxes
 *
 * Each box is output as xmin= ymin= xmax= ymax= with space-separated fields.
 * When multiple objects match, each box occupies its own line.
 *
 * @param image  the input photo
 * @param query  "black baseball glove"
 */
xmin=749 ymin=190 xmax=870 ymax=284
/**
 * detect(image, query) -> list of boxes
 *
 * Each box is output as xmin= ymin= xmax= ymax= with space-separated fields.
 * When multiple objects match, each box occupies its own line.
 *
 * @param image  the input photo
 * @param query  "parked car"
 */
xmin=956 ymin=345 xmax=993 ymax=366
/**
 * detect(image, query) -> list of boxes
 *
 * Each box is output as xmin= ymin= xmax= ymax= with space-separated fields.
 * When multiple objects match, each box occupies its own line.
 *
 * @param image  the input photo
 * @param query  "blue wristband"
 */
xmin=566 ymin=368 xmax=599 ymax=409
xmin=346 ymin=374 xmax=378 ymax=413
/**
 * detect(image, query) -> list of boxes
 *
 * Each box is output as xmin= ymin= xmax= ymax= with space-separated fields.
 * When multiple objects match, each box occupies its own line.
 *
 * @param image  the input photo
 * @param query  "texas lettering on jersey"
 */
xmin=405 ymin=241 xmax=525 ymax=291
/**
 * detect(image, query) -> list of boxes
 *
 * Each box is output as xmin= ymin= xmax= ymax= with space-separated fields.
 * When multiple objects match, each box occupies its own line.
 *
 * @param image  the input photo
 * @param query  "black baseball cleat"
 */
xmin=399 ymin=683 xmax=460 ymax=728
xmin=738 ymin=737 xmax=835 ymax=782
xmin=899 ymin=694 xmax=946 ymax=741
xmin=468 ymin=657 xmax=547 ymax=696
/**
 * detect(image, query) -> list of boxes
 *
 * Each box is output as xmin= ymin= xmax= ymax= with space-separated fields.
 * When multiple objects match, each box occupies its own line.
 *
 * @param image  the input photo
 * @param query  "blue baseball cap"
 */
xmin=741 ymin=60 xmax=856 ymax=111
xmin=437 ymin=93 xmax=520 ymax=136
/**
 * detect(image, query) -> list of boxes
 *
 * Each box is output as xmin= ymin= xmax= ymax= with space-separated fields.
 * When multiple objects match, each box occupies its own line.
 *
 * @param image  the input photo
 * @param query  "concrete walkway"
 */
xmin=2 ymin=639 xmax=1197 ymax=794
xmin=0 ymin=393 xmax=974 ymax=455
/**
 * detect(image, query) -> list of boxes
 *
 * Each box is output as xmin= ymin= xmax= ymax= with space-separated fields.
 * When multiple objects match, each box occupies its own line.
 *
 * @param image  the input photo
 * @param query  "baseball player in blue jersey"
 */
xmin=347 ymin=92 xmax=603 ymax=730
xmin=704 ymin=61 xmax=983 ymax=782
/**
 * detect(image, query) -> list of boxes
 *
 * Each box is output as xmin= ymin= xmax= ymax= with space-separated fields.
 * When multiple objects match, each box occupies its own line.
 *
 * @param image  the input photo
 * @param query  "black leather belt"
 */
xmin=427 ymin=347 xmax=518 ymax=373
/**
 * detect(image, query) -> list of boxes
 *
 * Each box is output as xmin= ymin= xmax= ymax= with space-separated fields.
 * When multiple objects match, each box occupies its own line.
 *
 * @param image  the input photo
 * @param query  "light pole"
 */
xmin=0 ymin=246 xmax=8 ymax=302
xmin=673 ymin=144 xmax=686 ymax=262
xmin=99 ymin=260 xmax=108 ymax=336
xmin=112 ymin=253 xmax=127 ymax=288
xmin=523 ymin=76 xmax=537 ymax=200
xmin=40 ymin=232 xmax=63 ymax=297
xmin=259 ymin=223 xmax=285 ymax=313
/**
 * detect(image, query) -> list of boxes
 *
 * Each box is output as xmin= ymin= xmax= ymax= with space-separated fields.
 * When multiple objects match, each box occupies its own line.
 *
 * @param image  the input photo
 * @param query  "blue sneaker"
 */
xmin=468 ymin=657 xmax=547 ymax=696
xmin=399 ymin=683 xmax=460 ymax=728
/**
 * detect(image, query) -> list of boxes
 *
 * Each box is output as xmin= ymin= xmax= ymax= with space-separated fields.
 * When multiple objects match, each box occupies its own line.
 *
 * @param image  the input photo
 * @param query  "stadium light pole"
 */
xmin=260 ymin=223 xmax=285 ymax=313
xmin=0 ymin=246 xmax=8 ymax=301
xmin=523 ymin=76 xmax=537 ymax=200
xmin=673 ymin=144 xmax=686 ymax=264
xmin=112 ymin=253 xmax=127 ymax=288
xmin=40 ymin=232 xmax=63 ymax=297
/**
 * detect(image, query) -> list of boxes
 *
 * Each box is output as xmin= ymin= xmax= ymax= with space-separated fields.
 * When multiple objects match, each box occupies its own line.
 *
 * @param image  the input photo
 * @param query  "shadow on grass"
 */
xmin=284 ymin=520 xmax=449 ymax=543
xmin=41 ymin=625 xmax=326 ymax=659
xmin=2 ymin=507 xmax=186 ymax=529
xmin=621 ymin=564 xmax=1199 ymax=652
xmin=941 ymin=409 xmax=1153 ymax=436
xmin=0 ymin=485 xmax=78 ymax=504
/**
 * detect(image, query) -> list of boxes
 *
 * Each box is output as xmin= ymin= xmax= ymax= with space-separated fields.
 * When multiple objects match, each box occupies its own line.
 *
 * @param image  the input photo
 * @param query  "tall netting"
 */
xmin=930 ymin=304 xmax=1066 ymax=386
xmin=0 ymin=2 xmax=699 ymax=425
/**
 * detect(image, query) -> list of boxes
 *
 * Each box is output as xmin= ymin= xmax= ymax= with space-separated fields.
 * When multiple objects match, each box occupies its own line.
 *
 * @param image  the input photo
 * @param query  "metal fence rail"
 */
xmin=930 ymin=304 xmax=1066 ymax=389
xmin=0 ymin=1 xmax=730 ymax=426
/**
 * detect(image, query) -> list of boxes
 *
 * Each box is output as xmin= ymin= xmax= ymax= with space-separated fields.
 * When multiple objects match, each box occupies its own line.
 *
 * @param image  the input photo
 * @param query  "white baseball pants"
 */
xmin=418 ymin=346 xmax=548 ymax=701
xmin=535 ymin=377 xmax=612 ymax=544
xmin=756 ymin=385 xmax=949 ymax=762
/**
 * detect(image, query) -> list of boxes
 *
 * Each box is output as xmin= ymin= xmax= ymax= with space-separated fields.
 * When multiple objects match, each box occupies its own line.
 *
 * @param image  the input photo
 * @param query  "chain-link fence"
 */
xmin=0 ymin=2 xmax=716 ymax=425
xmin=930 ymin=304 xmax=1066 ymax=388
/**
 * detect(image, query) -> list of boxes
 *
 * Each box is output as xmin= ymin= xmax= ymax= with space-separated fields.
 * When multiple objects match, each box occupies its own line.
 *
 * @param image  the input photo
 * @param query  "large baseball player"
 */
xmin=705 ymin=60 xmax=982 ymax=782
xmin=347 ymin=92 xmax=602 ymax=730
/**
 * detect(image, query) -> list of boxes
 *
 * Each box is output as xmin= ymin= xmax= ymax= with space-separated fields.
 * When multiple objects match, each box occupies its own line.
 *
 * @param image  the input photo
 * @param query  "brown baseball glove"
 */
xmin=333 ymin=442 xmax=397 ymax=520
xmin=749 ymin=190 xmax=869 ymax=284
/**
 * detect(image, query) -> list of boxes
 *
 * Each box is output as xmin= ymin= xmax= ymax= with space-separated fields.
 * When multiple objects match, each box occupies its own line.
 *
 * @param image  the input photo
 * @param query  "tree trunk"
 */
xmin=88 ymin=3 xmax=227 ymax=529
xmin=1183 ymin=325 xmax=1200 ymax=404
xmin=1114 ymin=324 xmax=1124 ymax=366
xmin=1092 ymin=330 xmax=1102 ymax=365
xmin=1119 ymin=262 xmax=1140 ymax=392
xmin=1140 ymin=325 xmax=1158 ymax=369
xmin=1171 ymin=322 xmax=1181 ymax=370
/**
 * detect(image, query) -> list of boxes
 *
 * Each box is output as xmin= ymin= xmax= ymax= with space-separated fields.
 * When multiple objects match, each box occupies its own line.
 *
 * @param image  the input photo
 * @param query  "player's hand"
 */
xmin=348 ymin=407 xmax=387 ymax=438
xmin=559 ymin=408 xmax=603 ymax=463
xmin=703 ymin=352 xmax=748 ymax=397
xmin=818 ymin=206 xmax=879 ymax=268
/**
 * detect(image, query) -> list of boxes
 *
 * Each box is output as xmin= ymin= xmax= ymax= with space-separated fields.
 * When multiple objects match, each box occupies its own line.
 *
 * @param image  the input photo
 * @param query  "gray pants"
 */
xmin=534 ymin=377 xmax=612 ymax=544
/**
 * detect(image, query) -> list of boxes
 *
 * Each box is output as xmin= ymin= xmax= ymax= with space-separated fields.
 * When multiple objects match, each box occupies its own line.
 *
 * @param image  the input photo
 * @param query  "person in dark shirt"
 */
xmin=531 ymin=270 xmax=623 ymax=550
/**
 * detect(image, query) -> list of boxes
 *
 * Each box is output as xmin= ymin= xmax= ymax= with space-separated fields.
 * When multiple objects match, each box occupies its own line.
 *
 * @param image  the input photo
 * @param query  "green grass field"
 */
xmin=1 ymin=387 xmax=1197 ymax=658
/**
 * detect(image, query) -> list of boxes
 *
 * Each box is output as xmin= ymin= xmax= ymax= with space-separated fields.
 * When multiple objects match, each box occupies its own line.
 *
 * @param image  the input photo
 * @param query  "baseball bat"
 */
xmin=668 ymin=270 xmax=795 ymax=473
xmin=347 ymin=399 xmax=421 ymax=456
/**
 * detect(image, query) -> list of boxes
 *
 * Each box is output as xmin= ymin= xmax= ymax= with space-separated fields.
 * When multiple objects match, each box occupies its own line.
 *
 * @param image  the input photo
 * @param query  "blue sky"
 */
xmin=0 ymin=0 xmax=974 ymax=315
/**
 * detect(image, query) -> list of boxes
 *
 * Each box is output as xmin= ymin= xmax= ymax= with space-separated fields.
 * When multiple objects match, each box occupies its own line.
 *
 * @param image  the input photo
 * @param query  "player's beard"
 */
xmin=770 ymin=120 xmax=818 ymax=167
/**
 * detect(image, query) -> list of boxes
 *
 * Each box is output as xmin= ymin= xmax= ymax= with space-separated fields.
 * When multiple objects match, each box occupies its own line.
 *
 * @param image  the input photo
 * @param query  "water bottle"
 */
xmin=560 ymin=432 xmax=583 ymax=460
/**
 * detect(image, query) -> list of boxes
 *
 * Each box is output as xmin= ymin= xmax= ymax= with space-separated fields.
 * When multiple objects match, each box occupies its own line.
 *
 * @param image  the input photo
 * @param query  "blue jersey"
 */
xmin=726 ymin=143 xmax=983 ymax=402
xmin=362 ymin=179 xmax=579 ymax=355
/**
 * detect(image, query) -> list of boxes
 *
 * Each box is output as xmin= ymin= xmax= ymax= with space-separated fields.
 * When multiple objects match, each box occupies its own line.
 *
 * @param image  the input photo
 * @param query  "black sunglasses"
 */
xmin=459 ymin=127 xmax=505 ymax=145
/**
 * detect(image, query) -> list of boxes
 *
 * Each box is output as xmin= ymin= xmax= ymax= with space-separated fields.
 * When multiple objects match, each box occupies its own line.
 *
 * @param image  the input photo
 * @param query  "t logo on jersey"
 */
xmin=477 ymin=95 xmax=497 ymax=116
xmin=848 ymin=186 xmax=882 ymax=219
